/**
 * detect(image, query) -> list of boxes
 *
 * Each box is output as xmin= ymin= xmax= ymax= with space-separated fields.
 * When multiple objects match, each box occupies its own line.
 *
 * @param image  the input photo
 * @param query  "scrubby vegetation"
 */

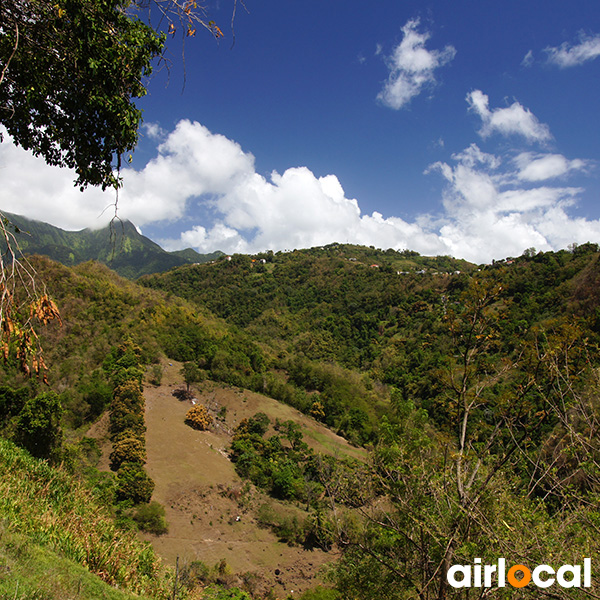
xmin=143 ymin=243 xmax=600 ymax=598
xmin=0 ymin=438 xmax=166 ymax=597
xmin=185 ymin=404 xmax=213 ymax=430
xmin=106 ymin=340 xmax=155 ymax=504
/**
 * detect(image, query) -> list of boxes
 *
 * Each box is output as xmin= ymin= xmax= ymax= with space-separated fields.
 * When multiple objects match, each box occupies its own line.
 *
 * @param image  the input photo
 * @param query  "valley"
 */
xmin=1 ymin=224 xmax=600 ymax=599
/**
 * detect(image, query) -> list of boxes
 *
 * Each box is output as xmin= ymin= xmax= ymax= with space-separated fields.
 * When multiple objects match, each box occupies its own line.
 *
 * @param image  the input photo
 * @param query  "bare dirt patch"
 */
xmin=139 ymin=360 xmax=357 ymax=597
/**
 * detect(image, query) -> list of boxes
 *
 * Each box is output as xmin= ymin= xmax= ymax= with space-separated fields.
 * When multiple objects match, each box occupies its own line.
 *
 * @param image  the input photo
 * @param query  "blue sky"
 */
xmin=2 ymin=0 xmax=600 ymax=262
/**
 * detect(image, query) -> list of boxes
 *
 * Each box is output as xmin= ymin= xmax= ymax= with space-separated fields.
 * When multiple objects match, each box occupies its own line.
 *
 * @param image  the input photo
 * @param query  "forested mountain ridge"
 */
xmin=2 ymin=212 xmax=222 ymax=278
xmin=141 ymin=242 xmax=600 ymax=436
xmin=137 ymin=243 xmax=600 ymax=599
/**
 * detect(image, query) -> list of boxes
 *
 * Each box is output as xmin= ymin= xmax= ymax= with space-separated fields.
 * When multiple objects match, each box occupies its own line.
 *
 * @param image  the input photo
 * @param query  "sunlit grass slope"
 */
xmin=0 ymin=438 xmax=170 ymax=599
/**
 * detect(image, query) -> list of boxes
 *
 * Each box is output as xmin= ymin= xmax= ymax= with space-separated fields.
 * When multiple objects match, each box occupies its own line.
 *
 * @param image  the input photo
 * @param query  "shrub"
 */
xmin=0 ymin=386 xmax=29 ymax=425
xmin=234 ymin=412 xmax=270 ymax=437
xmin=246 ymin=412 xmax=270 ymax=435
xmin=78 ymin=371 xmax=112 ymax=420
xmin=181 ymin=361 xmax=204 ymax=391
xmin=109 ymin=380 xmax=145 ymax=439
xmin=148 ymin=364 xmax=163 ymax=386
xmin=180 ymin=560 xmax=211 ymax=589
xmin=15 ymin=392 xmax=63 ymax=460
xmin=133 ymin=501 xmax=168 ymax=535
xmin=111 ymin=365 xmax=145 ymax=388
xmin=110 ymin=436 xmax=147 ymax=470
xmin=110 ymin=413 xmax=146 ymax=442
xmin=310 ymin=400 xmax=326 ymax=420
xmin=116 ymin=462 xmax=154 ymax=504
xmin=113 ymin=379 xmax=144 ymax=408
xmin=256 ymin=502 xmax=307 ymax=545
xmin=185 ymin=405 xmax=213 ymax=431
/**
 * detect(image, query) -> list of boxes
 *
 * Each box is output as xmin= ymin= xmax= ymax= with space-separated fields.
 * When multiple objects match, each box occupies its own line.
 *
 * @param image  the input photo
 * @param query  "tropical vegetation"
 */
xmin=0 ymin=240 xmax=599 ymax=597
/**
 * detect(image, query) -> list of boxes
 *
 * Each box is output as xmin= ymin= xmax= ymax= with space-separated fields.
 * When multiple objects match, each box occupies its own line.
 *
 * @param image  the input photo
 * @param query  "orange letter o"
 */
xmin=507 ymin=565 xmax=531 ymax=588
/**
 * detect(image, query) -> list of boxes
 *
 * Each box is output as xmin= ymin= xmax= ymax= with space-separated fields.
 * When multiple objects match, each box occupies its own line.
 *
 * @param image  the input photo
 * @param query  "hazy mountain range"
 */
xmin=1 ymin=212 xmax=222 ymax=279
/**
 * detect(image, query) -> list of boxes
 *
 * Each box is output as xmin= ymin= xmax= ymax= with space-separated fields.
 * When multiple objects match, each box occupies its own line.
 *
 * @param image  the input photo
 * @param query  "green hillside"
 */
xmin=1 ymin=242 xmax=600 ymax=599
xmin=2 ymin=212 xmax=222 ymax=278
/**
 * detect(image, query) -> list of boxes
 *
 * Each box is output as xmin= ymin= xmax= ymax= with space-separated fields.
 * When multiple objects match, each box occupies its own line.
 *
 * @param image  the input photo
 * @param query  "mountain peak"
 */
xmin=1 ymin=212 xmax=219 ymax=279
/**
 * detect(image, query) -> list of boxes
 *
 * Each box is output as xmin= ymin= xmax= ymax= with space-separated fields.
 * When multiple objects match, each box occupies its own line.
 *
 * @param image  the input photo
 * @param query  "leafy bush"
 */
xmin=132 ymin=501 xmax=168 ymax=535
xmin=256 ymin=503 xmax=331 ymax=547
xmin=236 ymin=412 xmax=270 ymax=436
xmin=78 ymin=371 xmax=112 ymax=421
xmin=0 ymin=386 xmax=29 ymax=425
xmin=111 ymin=365 xmax=145 ymax=388
xmin=181 ymin=361 xmax=204 ymax=391
xmin=110 ymin=415 xmax=146 ymax=444
xmin=105 ymin=344 xmax=155 ymax=506
xmin=113 ymin=379 xmax=144 ymax=407
xmin=148 ymin=364 xmax=163 ymax=386
xmin=109 ymin=380 xmax=145 ymax=439
xmin=116 ymin=462 xmax=154 ymax=504
xmin=109 ymin=436 xmax=146 ymax=470
xmin=185 ymin=404 xmax=213 ymax=431
xmin=231 ymin=414 xmax=314 ymax=501
xmin=180 ymin=560 xmax=211 ymax=589
xmin=15 ymin=392 xmax=63 ymax=460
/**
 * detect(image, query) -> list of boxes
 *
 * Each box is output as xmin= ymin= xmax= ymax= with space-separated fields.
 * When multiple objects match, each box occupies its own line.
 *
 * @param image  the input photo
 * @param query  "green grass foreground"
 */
xmin=0 ymin=438 xmax=169 ymax=599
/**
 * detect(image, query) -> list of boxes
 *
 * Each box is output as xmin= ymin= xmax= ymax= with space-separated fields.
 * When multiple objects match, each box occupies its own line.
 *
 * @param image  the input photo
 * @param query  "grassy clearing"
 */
xmin=300 ymin=428 xmax=366 ymax=462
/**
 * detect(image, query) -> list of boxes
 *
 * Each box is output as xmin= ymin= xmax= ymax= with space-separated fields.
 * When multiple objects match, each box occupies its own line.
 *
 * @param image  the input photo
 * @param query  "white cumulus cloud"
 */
xmin=545 ymin=32 xmax=600 ymax=67
xmin=377 ymin=18 xmax=456 ymax=109
xmin=0 ymin=121 xmax=256 ymax=230
xmin=429 ymin=146 xmax=597 ymax=261
xmin=1 ymin=121 xmax=600 ymax=264
xmin=514 ymin=152 xmax=590 ymax=182
xmin=0 ymin=128 xmax=113 ymax=230
xmin=466 ymin=90 xmax=552 ymax=143
xmin=161 ymin=163 xmax=448 ymax=256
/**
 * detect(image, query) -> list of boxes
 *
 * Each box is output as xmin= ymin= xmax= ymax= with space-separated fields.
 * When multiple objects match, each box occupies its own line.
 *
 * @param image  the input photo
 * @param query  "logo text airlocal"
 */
xmin=447 ymin=558 xmax=591 ymax=589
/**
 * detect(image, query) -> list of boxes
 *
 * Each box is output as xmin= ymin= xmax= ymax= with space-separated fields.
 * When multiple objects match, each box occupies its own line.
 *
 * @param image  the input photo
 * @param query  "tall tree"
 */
xmin=0 ymin=0 xmax=163 ymax=191
xmin=0 ymin=0 xmax=230 ymax=375
xmin=1 ymin=0 xmax=226 ymax=189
